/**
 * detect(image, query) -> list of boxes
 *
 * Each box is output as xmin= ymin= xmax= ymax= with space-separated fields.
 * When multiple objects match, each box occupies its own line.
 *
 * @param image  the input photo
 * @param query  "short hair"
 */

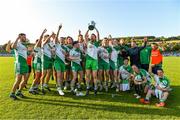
xmin=157 ymin=68 xmax=164 ymax=72
xmin=60 ymin=37 xmax=65 ymax=40
xmin=44 ymin=34 xmax=49 ymax=37
xmin=73 ymin=41 xmax=79 ymax=46
xmin=19 ymin=33 xmax=26 ymax=36
xmin=67 ymin=36 xmax=71 ymax=39
xmin=131 ymin=41 xmax=136 ymax=43
xmin=91 ymin=33 xmax=96 ymax=37
xmin=66 ymin=36 xmax=74 ymax=42
xmin=152 ymin=43 xmax=158 ymax=46
xmin=132 ymin=64 xmax=138 ymax=68
xmin=124 ymin=57 xmax=129 ymax=61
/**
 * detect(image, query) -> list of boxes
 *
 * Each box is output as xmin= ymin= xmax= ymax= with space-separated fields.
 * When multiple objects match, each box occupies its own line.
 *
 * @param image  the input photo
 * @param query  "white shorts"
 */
xmin=155 ymin=89 xmax=163 ymax=99
xmin=120 ymin=83 xmax=130 ymax=91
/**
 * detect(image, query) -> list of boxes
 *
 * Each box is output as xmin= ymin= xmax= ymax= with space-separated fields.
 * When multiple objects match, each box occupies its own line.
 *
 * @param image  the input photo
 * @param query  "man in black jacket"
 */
xmin=126 ymin=38 xmax=147 ymax=68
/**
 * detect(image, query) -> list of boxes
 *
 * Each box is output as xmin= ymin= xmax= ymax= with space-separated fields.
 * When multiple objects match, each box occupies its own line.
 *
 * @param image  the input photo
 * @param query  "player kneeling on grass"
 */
xmin=132 ymin=65 xmax=147 ymax=99
xmin=140 ymin=68 xmax=171 ymax=107
xmin=10 ymin=33 xmax=29 ymax=100
xmin=69 ymin=41 xmax=84 ymax=96
xmin=119 ymin=58 xmax=133 ymax=92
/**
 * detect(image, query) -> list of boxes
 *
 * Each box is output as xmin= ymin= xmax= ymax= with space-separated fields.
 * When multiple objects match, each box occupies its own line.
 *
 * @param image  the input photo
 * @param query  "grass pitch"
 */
xmin=0 ymin=57 xmax=180 ymax=119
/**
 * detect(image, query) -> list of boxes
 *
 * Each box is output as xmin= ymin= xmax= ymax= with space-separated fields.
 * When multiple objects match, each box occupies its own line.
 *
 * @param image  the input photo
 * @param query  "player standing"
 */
xmin=84 ymin=27 xmax=100 ymax=96
xmin=10 ymin=33 xmax=29 ymax=100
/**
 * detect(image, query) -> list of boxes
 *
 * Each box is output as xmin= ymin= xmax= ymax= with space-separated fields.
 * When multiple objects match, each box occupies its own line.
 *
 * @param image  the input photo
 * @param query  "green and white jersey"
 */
xmin=65 ymin=44 xmax=73 ymax=52
xmin=42 ymin=42 xmax=52 ymax=58
xmin=155 ymin=75 xmax=170 ymax=89
xmin=79 ymin=42 xmax=86 ymax=60
xmin=33 ymin=47 xmax=41 ymax=63
xmin=79 ymin=42 xmax=84 ymax=53
xmin=14 ymin=42 xmax=28 ymax=63
xmin=119 ymin=65 xmax=132 ymax=80
xmin=49 ymin=40 xmax=55 ymax=48
xmin=55 ymin=43 xmax=66 ymax=63
xmin=86 ymin=41 xmax=100 ymax=60
xmin=134 ymin=69 xmax=151 ymax=83
xmin=69 ymin=48 xmax=81 ymax=65
xmin=139 ymin=69 xmax=151 ymax=83
xmin=134 ymin=69 xmax=147 ymax=82
xmin=98 ymin=46 xmax=111 ymax=63
xmin=61 ymin=44 xmax=68 ymax=52
xmin=49 ymin=40 xmax=56 ymax=58
xmin=110 ymin=45 xmax=120 ymax=63
xmin=144 ymin=70 xmax=152 ymax=83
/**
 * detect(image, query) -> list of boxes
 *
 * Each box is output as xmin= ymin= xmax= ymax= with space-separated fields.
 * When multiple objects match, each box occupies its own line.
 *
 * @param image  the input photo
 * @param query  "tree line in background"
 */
xmin=0 ymin=35 xmax=180 ymax=54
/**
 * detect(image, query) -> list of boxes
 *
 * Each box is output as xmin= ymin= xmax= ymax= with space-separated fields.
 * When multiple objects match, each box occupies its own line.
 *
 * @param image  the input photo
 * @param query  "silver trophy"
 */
xmin=88 ymin=21 xmax=96 ymax=30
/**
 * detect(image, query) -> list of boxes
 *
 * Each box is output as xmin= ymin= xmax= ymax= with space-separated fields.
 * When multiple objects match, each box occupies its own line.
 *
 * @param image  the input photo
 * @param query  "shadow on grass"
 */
xmin=17 ymin=85 xmax=180 ymax=118
xmin=20 ymin=95 xmax=180 ymax=118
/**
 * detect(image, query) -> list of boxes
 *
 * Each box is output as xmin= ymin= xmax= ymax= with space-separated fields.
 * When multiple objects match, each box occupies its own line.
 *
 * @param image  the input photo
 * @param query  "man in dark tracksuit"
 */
xmin=126 ymin=38 xmax=147 ymax=68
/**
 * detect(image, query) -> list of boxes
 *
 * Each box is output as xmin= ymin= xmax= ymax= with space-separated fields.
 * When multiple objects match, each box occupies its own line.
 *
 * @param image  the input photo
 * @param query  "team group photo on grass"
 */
xmin=0 ymin=0 xmax=180 ymax=119
xmin=7 ymin=24 xmax=171 ymax=107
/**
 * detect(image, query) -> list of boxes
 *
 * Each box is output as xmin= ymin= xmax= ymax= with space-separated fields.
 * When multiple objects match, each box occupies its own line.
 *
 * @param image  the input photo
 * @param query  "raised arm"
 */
xmin=35 ymin=29 xmax=47 ymax=48
xmin=79 ymin=30 xmax=81 ymax=36
xmin=85 ymin=29 xmax=90 ymax=43
xmin=42 ymin=32 xmax=55 ymax=46
xmin=139 ymin=37 xmax=147 ymax=51
xmin=159 ymin=43 xmax=166 ymax=52
xmin=11 ymin=35 xmax=20 ymax=49
xmin=95 ymin=27 xmax=100 ymax=40
xmin=6 ymin=40 xmax=12 ymax=53
xmin=55 ymin=24 xmax=62 ymax=44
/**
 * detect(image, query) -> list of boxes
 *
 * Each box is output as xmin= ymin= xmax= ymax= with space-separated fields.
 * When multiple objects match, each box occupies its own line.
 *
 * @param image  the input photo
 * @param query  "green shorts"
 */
xmin=145 ymin=81 xmax=151 ymax=86
xmin=85 ymin=58 xmax=98 ymax=70
xmin=71 ymin=62 xmax=83 ymax=72
xmin=66 ymin=65 xmax=71 ymax=71
xmin=98 ymin=60 xmax=110 ymax=70
xmin=14 ymin=56 xmax=28 ymax=75
xmin=120 ymin=79 xmax=129 ymax=84
xmin=15 ymin=62 xmax=28 ymax=75
xmin=54 ymin=57 xmax=66 ymax=72
xmin=42 ymin=55 xmax=53 ymax=70
xmin=110 ymin=60 xmax=118 ymax=70
xmin=33 ymin=62 xmax=41 ymax=72
xmin=33 ymin=57 xmax=41 ymax=72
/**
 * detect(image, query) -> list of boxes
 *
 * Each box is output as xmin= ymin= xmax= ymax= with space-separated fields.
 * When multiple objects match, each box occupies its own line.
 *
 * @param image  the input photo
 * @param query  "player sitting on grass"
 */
xmin=140 ymin=66 xmax=171 ymax=107
xmin=10 ymin=33 xmax=29 ymax=100
xmin=132 ymin=65 xmax=147 ymax=99
xmin=119 ymin=58 xmax=133 ymax=92
xmin=69 ymin=41 xmax=84 ymax=96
